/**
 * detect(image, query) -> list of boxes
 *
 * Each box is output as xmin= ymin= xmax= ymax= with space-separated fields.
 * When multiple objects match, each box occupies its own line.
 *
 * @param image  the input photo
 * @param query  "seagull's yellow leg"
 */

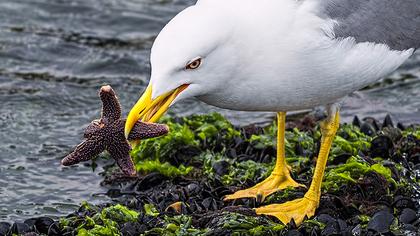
xmin=224 ymin=112 xmax=304 ymax=203
xmin=256 ymin=109 xmax=340 ymax=225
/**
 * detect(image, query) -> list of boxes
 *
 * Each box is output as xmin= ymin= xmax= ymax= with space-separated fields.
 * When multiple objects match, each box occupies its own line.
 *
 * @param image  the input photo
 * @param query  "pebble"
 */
xmin=370 ymin=135 xmax=393 ymax=159
xmin=9 ymin=222 xmax=31 ymax=235
xmin=383 ymin=115 xmax=394 ymax=128
xmin=399 ymin=208 xmax=417 ymax=224
xmin=34 ymin=217 xmax=54 ymax=234
xmin=286 ymin=229 xmax=302 ymax=236
xmin=367 ymin=210 xmax=394 ymax=234
xmin=393 ymin=196 xmax=415 ymax=210
xmin=212 ymin=160 xmax=230 ymax=176
xmin=360 ymin=123 xmax=376 ymax=136
xmin=0 ymin=222 xmax=10 ymax=236
xmin=47 ymin=222 xmax=61 ymax=236
xmin=120 ymin=222 xmax=147 ymax=236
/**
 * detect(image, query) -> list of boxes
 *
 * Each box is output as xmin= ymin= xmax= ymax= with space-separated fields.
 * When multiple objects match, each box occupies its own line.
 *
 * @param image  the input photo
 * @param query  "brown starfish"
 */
xmin=61 ymin=85 xmax=168 ymax=176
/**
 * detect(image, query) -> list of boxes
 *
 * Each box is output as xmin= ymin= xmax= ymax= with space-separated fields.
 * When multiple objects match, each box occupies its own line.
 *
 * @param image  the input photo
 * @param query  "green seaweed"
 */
xmin=130 ymin=113 xmax=240 ymax=177
xmin=143 ymin=215 xmax=207 ymax=236
xmin=207 ymin=212 xmax=285 ymax=235
xmin=402 ymin=126 xmax=420 ymax=139
xmin=144 ymin=203 xmax=159 ymax=217
xmin=323 ymin=156 xmax=397 ymax=191
xmin=131 ymin=118 xmax=199 ymax=162
xmin=61 ymin=203 xmax=139 ymax=236
xmin=199 ymin=151 xmax=273 ymax=186
xmin=184 ymin=112 xmax=240 ymax=144
xmin=136 ymin=159 xmax=193 ymax=177
xmin=330 ymin=124 xmax=371 ymax=159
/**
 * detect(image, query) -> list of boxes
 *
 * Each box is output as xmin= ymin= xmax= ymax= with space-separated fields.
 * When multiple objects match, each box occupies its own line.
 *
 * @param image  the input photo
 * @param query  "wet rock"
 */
xmin=382 ymin=115 xmax=394 ymax=128
xmin=23 ymin=233 xmax=38 ymax=236
xmin=322 ymin=222 xmax=339 ymax=235
xmin=363 ymin=117 xmax=380 ymax=130
xmin=370 ymin=135 xmax=393 ymax=159
xmin=47 ymin=222 xmax=61 ymax=236
xmin=402 ymin=224 xmax=417 ymax=232
xmin=397 ymin=122 xmax=405 ymax=131
xmin=330 ymin=153 xmax=352 ymax=165
xmin=186 ymin=183 xmax=201 ymax=195
xmin=0 ymin=222 xmax=10 ymax=236
xmin=367 ymin=210 xmax=394 ymax=234
xmin=106 ymin=189 xmax=123 ymax=198
xmin=317 ymin=214 xmax=336 ymax=225
xmin=120 ymin=222 xmax=147 ymax=236
xmin=212 ymin=160 xmax=230 ymax=176
xmin=392 ymin=196 xmax=415 ymax=210
xmin=351 ymin=224 xmax=362 ymax=236
xmin=23 ymin=218 xmax=37 ymax=229
xmin=360 ymin=123 xmax=376 ymax=136
xmin=33 ymin=217 xmax=54 ymax=234
xmin=409 ymin=153 xmax=420 ymax=165
xmin=286 ymin=229 xmax=302 ymax=236
xmin=336 ymin=219 xmax=349 ymax=232
xmin=399 ymin=208 xmax=417 ymax=224
xmin=9 ymin=222 xmax=31 ymax=235
xmin=136 ymin=173 xmax=167 ymax=191
xmin=319 ymin=215 xmax=349 ymax=236
xmin=352 ymin=116 xmax=361 ymax=127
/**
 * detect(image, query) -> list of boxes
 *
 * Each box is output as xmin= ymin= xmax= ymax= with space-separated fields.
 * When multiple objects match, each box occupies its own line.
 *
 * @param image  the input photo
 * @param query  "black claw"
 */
xmin=61 ymin=85 xmax=169 ymax=176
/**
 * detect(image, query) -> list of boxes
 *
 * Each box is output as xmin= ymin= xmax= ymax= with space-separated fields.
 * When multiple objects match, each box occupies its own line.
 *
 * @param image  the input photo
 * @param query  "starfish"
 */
xmin=61 ymin=85 xmax=169 ymax=176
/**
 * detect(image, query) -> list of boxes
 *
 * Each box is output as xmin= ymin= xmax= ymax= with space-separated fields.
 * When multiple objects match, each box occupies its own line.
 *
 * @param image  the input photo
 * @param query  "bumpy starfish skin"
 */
xmin=61 ymin=85 xmax=168 ymax=176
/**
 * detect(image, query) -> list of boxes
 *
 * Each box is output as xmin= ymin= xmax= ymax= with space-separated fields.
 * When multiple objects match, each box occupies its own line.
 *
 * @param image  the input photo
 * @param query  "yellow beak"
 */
xmin=124 ymin=84 xmax=189 ymax=139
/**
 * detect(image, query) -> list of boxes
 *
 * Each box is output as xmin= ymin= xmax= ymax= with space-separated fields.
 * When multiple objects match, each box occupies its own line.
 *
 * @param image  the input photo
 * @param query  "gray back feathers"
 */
xmin=318 ymin=0 xmax=420 ymax=51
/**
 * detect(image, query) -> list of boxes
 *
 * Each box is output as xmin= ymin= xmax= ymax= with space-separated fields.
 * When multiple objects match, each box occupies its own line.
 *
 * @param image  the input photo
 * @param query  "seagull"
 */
xmin=125 ymin=0 xmax=419 ymax=225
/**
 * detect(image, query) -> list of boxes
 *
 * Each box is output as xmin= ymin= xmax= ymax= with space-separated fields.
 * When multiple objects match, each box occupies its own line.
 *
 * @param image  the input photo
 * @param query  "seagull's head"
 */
xmin=125 ymin=3 xmax=236 ymax=137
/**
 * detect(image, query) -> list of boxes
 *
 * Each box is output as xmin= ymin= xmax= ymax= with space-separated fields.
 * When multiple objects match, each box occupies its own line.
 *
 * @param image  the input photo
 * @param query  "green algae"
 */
xmin=131 ymin=118 xmax=198 ymax=162
xmin=128 ymin=113 xmax=399 ymax=192
xmin=143 ymin=203 xmax=159 ymax=217
xmin=200 ymin=151 xmax=273 ymax=186
xmin=143 ymin=215 xmax=207 ymax=236
xmin=58 ymin=113 xmax=420 ymax=235
xmin=184 ymin=112 xmax=240 ymax=144
xmin=130 ymin=113 xmax=240 ymax=178
xmin=323 ymin=156 xmax=397 ymax=192
xmin=136 ymin=159 xmax=193 ymax=177
xmin=330 ymin=124 xmax=371 ymax=159
xmin=60 ymin=203 xmax=139 ymax=236
xmin=221 ymin=160 xmax=272 ymax=186
xmin=206 ymin=212 xmax=285 ymax=235
xmin=402 ymin=126 xmax=420 ymax=139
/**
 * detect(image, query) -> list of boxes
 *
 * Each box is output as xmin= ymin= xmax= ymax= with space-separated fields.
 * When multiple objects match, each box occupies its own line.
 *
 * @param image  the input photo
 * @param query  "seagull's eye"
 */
xmin=186 ymin=58 xmax=202 ymax=70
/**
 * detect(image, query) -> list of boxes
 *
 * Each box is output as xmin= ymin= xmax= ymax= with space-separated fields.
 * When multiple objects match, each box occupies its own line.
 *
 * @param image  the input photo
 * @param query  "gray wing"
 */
xmin=317 ymin=0 xmax=420 ymax=51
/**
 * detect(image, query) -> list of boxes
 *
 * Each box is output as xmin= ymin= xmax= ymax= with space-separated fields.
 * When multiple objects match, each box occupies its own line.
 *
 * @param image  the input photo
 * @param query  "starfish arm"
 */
xmin=61 ymin=138 xmax=105 ymax=166
xmin=126 ymin=120 xmax=169 ymax=141
xmin=84 ymin=121 xmax=101 ymax=139
xmin=100 ymin=85 xmax=122 ymax=123
xmin=106 ymin=140 xmax=137 ymax=176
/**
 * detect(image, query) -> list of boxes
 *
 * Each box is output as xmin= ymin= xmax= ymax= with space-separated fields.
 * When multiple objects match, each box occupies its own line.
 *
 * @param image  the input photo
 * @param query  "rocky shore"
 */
xmin=1 ymin=113 xmax=419 ymax=236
